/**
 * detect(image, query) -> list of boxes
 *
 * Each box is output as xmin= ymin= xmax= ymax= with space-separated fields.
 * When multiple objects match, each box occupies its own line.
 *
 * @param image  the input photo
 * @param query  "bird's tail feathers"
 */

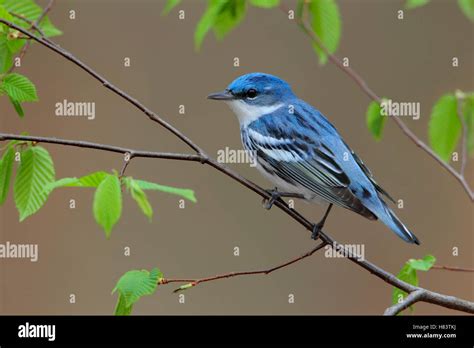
xmin=376 ymin=202 xmax=420 ymax=245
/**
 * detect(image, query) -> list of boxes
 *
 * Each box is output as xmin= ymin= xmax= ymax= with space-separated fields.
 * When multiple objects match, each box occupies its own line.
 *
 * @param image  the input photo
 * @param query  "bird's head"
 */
xmin=208 ymin=73 xmax=295 ymax=126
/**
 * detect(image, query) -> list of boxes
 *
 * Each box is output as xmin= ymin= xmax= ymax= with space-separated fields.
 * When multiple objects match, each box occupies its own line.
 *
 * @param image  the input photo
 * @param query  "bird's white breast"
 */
xmin=225 ymin=100 xmax=284 ymax=127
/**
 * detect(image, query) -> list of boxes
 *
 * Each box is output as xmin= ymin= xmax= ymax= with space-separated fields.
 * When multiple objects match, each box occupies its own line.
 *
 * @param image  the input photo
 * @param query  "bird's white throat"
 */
xmin=225 ymin=100 xmax=284 ymax=126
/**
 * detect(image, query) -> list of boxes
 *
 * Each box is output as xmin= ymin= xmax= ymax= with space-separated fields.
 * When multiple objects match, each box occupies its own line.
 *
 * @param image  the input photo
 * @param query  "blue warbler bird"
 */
xmin=208 ymin=72 xmax=419 ymax=244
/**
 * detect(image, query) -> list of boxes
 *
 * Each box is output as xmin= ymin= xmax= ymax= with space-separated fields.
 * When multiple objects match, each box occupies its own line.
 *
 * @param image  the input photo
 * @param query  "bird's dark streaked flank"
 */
xmin=208 ymin=73 xmax=420 ymax=244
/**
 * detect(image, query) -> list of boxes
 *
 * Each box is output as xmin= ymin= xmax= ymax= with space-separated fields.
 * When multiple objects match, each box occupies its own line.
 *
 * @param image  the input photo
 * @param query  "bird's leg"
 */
xmin=311 ymin=204 xmax=333 ymax=240
xmin=262 ymin=187 xmax=304 ymax=210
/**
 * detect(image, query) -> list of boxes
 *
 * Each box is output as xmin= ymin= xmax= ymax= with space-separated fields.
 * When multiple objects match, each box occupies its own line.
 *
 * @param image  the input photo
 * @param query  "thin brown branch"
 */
xmin=36 ymin=0 xmax=55 ymax=25
xmin=1 ymin=20 xmax=473 ymax=314
xmin=160 ymin=241 xmax=327 ymax=292
xmin=384 ymin=289 xmax=425 ymax=316
xmin=0 ymin=133 xmax=204 ymax=163
xmin=119 ymin=152 xmax=133 ymax=177
xmin=431 ymin=265 xmax=474 ymax=272
xmin=280 ymin=4 xmax=473 ymax=201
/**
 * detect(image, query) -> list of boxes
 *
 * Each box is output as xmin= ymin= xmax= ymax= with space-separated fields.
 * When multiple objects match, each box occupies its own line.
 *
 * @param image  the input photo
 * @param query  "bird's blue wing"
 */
xmin=346 ymin=145 xmax=396 ymax=204
xmin=244 ymin=108 xmax=377 ymax=220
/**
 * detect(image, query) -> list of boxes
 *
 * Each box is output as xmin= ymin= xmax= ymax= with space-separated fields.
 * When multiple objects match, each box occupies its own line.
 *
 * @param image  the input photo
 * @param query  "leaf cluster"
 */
xmin=0 ymin=142 xmax=197 ymax=238
xmin=0 ymin=0 xmax=61 ymax=116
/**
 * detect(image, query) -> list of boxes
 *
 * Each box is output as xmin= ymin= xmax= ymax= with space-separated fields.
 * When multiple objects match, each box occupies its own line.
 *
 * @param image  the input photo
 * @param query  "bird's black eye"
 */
xmin=246 ymin=89 xmax=258 ymax=99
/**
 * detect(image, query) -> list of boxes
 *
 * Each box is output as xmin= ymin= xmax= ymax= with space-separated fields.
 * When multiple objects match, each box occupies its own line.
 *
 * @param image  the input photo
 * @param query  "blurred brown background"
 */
xmin=0 ymin=0 xmax=472 ymax=315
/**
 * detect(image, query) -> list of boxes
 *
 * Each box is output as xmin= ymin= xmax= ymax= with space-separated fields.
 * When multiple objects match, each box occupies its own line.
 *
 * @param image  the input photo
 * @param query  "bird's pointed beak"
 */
xmin=207 ymin=90 xmax=235 ymax=101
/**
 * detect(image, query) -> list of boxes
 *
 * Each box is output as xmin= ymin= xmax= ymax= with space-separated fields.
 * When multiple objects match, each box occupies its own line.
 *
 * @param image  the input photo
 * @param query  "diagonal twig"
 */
xmin=431 ymin=265 xmax=474 ymax=272
xmin=160 ymin=241 xmax=328 ymax=293
xmin=36 ymin=0 xmax=56 ymax=25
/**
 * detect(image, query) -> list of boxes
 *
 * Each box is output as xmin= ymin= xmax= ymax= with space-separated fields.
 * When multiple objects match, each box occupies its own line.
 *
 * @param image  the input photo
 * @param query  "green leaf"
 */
xmin=458 ymin=0 xmax=474 ymax=21
xmin=308 ymin=0 xmax=341 ymax=65
xmin=1 ymin=0 xmax=42 ymax=22
xmin=392 ymin=262 xmax=418 ymax=312
xmin=38 ymin=16 xmax=62 ymax=37
xmin=0 ymin=4 xmax=13 ymax=23
xmin=392 ymin=254 xmax=437 ymax=314
xmin=93 ymin=174 xmax=122 ymax=238
xmin=112 ymin=268 xmax=162 ymax=315
xmin=124 ymin=178 xmax=153 ymax=221
xmin=0 ymin=5 xmax=25 ymax=66
xmin=213 ymin=0 xmax=246 ymax=40
xmin=114 ymin=293 xmax=133 ymax=316
xmin=0 ymin=0 xmax=62 ymax=37
xmin=134 ymin=179 xmax=197 ymax=203
xmin=9 ymin=96 xmax=24 ymax=117
xmin=194 ymin=0 xmax=228 ymax=50
xmin=43 ymin=177 xmax=81 ymax=193
xmin=1 ymin=73 xmax=38 ymax=102
xmin=462 ymin=93 xmax=474 ymax=155
xmin=0 ymin=144 xmax=15 ymax=204
xmin=428 ymin=94 xmax=461 ymax=162
xmin=408 ymin=254 xmax=436 ymax=271
xmin=0 ymin=34 xmax=13 ymax=72
xmin=76 ymin=171 xmax=109 ymax=187
xmin=366 ymin=100 xmax=387 ymax=141
xmin=249 ymin=0 xmax=280 ymax=8
xmin=162 ymin=0 xmax=181 ymax=15
xmin=6 ymin=36 xmax=25 ymax=55
xmin=43 ymin=171 xmax=109 ymax=193
xmin=405 ymin=0 xmax=430 ymax=9
xmin=14 ymin=146 xmax=55 ymax=221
